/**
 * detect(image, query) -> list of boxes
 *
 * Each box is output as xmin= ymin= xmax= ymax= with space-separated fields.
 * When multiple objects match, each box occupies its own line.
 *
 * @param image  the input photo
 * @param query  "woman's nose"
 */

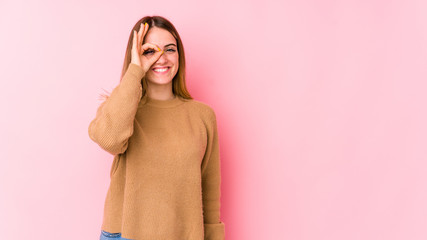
xmin=156 ymin=52 xmax=167 ymax=63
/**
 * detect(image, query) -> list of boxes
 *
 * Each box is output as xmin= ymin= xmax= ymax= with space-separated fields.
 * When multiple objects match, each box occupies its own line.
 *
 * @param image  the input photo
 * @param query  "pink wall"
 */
xmin=1 ymin=0 xmax=426 ymax=239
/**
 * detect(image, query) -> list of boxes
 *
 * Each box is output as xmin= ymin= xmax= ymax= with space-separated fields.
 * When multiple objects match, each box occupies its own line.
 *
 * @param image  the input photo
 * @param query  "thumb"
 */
xmin=149 ymin=49 xmax=164 ymax=64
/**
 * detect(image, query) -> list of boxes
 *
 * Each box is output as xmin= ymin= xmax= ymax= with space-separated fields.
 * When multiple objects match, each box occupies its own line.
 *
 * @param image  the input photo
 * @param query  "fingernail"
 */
xmin=145 ymin=22 xmax=148 ymax=27
xmin=158 ymin=47 xmax=161 ymax=51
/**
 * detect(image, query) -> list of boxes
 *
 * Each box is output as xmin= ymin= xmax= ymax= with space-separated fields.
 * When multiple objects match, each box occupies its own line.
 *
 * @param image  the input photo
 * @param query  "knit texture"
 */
xmin=88 ymin=63 xmax=225 ymax=240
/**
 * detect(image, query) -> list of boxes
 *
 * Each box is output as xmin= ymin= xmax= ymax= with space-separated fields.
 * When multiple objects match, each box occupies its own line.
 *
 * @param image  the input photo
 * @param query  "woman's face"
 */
xmin=142 ymin=27 xmax=179 ymax=88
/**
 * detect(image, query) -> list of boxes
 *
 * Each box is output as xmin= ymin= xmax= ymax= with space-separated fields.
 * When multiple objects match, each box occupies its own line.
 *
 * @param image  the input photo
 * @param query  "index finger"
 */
xmin=142 ymin=42 xmax=162 ymax=52
xmin=139 ymin=23 xmax=149 ymax=45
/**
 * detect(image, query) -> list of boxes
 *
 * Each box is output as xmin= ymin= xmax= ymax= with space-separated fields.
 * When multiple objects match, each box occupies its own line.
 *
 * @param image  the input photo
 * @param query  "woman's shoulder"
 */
xmin=181 ymin=97 xmax=217 ymax=120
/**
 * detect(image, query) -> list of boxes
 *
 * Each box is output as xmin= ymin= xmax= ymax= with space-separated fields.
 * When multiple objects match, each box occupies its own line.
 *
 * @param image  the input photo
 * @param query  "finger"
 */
xmin=138 ymin=23 xmax=143 ymax=43
xmin=141 ymin=22 xmax=149 ymax=42
xmin=141 ymin=43 xmax=162 ymax=52
xmin=137 ymin=23 xmax=144 ymax=52
xmin=140 ymin=22 xmax=147 ymax=45
xmin=151 ymin=49 xmax=164 ymax=62
xmin=146 ymin=51 xmax=164 ymax=67
xmin=132 ymin=30 xmax=137 ymax=52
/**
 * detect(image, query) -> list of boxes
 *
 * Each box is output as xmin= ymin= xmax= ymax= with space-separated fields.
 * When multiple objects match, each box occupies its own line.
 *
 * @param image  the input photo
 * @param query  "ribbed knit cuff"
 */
xmin=204 ymin=222 xmax=225 ymax=240
xmin=117 ymin=63 xmax=145 ymax=102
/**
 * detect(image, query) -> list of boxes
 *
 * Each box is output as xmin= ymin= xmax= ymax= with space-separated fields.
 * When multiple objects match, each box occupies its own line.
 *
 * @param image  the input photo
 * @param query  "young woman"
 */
xmin=88 ymin=16 xmax=225 ymax=240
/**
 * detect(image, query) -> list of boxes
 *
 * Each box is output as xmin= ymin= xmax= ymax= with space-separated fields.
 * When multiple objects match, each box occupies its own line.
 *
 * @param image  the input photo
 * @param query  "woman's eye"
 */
xmin=143 ymin=49 xmax=176 ymax=55
xmin=143 ymin=50 xmax=155 ymax=55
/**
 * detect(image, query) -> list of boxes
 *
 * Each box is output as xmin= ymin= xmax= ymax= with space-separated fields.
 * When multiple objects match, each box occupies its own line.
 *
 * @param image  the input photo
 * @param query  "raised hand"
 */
xmin=131 ymin=22 xmax=164 ymax=74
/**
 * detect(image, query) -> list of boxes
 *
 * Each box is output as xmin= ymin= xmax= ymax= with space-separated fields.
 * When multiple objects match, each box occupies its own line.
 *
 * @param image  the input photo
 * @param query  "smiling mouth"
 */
xmin=152 ymin=67 xmax=170 ymax=74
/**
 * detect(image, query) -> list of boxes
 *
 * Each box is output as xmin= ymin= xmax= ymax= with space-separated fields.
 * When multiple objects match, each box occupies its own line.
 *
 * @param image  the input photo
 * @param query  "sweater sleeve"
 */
xmin=201 ymin=109 xmax=225 ymax=240
xmin=88 ymin=63 xmax=145 ymax=155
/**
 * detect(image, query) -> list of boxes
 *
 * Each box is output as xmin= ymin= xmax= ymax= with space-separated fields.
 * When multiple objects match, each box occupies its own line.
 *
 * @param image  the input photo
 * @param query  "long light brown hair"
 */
xmin=99 ymin=16 xmax=192 ymax=101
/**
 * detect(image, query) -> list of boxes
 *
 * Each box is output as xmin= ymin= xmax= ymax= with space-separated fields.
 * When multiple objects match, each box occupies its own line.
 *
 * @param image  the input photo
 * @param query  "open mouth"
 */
xmin=152 ymin=67 xmax=170 ymax=74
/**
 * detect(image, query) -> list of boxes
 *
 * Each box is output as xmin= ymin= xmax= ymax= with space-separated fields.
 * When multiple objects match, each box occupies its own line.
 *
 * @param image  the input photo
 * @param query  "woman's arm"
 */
xmin=88 ymin=63 xmax=145 ymax=155
xmin=201 ymin=109 xmax=226 ymax=240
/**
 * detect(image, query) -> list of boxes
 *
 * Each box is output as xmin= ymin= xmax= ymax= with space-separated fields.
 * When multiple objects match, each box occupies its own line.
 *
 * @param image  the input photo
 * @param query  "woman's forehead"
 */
xmin=143 ymin=27 xmax=176 ymax=45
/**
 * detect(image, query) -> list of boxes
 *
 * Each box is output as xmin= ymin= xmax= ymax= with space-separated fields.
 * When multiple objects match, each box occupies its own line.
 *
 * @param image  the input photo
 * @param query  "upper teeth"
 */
xmin=154 ymin=68 xmax=168 ymax=72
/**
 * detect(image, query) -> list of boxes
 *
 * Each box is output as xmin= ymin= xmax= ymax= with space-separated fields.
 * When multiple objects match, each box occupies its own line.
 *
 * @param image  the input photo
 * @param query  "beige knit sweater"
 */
xmin=88 ymin=63 xmax=225 ymax=240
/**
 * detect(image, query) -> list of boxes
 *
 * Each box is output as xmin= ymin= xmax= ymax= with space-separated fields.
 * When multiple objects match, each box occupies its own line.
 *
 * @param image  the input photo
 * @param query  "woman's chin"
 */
xmin=146 ymin=78 xmax=173 ymax=86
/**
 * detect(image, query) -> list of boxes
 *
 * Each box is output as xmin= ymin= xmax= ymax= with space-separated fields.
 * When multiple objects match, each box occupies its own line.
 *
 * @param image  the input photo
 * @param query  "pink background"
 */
xmin=1 ymin=0 xmax=426 ymax=239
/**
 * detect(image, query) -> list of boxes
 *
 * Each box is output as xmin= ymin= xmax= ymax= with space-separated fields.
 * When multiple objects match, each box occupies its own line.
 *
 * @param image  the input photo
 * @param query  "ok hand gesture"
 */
xmin=131 ymin=22 xmax=164 ymax=74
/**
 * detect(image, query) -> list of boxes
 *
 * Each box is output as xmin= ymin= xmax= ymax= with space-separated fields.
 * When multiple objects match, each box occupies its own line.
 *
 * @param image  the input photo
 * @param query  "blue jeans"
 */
xmin=100 ymin=230 xmax=133 ymax=240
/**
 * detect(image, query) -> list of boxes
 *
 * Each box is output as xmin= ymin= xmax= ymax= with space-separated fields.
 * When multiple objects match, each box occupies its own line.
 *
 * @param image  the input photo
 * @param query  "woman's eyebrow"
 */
xmin=164 ymin=43 xmax=177 ymax=48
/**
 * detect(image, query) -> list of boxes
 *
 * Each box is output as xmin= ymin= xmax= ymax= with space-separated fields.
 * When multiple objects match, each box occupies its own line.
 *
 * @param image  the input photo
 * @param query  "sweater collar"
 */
xmin=140 ymin=94 xmax=185 ymax=108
